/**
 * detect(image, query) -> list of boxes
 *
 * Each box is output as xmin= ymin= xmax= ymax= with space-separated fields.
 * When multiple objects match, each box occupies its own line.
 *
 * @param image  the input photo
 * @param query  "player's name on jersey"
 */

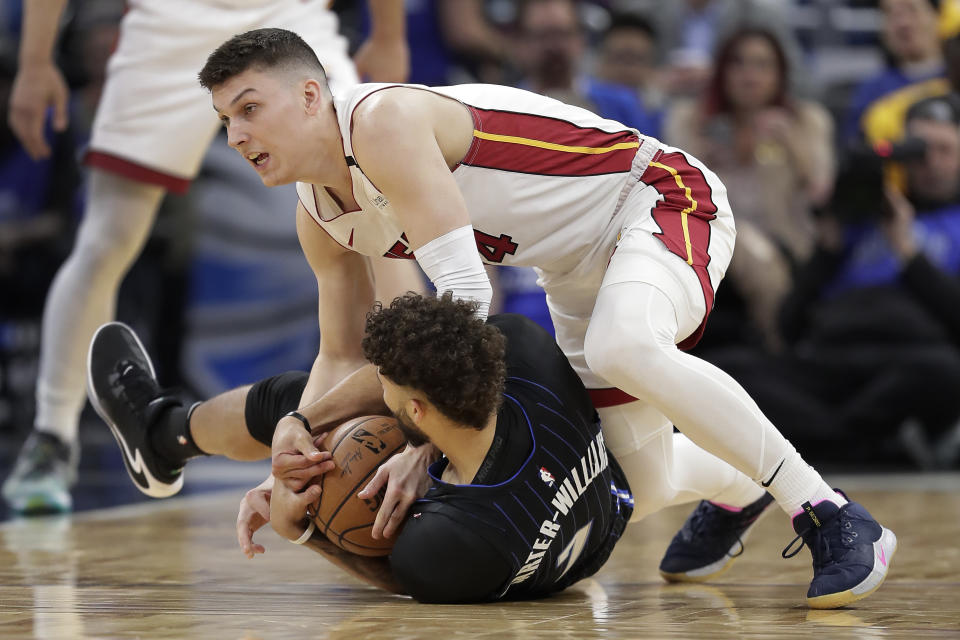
xmin=509 ymin=431 xmax=610 ymax=587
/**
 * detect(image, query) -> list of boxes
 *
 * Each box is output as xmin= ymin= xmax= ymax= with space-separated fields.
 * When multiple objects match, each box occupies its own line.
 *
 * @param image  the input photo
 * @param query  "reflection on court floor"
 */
xmin=1 ymin=473 xmax=958 ymax=639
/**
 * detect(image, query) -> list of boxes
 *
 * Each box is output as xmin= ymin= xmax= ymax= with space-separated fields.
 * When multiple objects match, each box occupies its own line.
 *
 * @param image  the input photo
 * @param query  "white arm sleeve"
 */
xmin=415 ymin=225 xmax=492 ymax=320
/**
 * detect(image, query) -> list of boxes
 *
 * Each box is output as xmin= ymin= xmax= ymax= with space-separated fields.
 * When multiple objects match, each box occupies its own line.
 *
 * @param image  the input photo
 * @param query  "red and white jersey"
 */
xmin=295 ymin=83 xmax=660 ymax=275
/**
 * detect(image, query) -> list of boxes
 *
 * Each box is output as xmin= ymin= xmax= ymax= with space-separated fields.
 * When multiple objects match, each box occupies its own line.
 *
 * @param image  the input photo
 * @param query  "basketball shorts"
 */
xmin=540 ymin=143 xmax=736 ymax=398
xmin=86 ymin=0 xmax=358 ymax=194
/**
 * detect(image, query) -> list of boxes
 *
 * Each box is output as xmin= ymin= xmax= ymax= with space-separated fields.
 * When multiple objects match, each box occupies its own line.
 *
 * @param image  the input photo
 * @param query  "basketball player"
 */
xmin=195 ymin=28 xmax=897 ymax=609
xmin=2 ymin=0 xmax=416 ymax=515
xmin=86 ymin=294 xmax=634 ymax=602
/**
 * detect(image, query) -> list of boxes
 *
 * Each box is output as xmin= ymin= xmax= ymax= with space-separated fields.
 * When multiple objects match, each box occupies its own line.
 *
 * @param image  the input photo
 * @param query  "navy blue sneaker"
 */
xmin=660 ymin=493 xmax=775 ymax=582
xmin=783 ymin=497 xmax=897 ymax=609
xmin=87 ymin=322 xmax=184 ymax=498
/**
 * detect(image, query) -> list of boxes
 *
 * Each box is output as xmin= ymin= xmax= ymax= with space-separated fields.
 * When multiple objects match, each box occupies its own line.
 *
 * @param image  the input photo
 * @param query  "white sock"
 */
xmin=762 ymin=449 xmax=847 ymax=518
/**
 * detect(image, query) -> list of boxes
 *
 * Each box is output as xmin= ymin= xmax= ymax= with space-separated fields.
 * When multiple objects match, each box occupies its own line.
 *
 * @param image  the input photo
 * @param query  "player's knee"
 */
xmin=584 ymin=324 xmax=673 ymax=393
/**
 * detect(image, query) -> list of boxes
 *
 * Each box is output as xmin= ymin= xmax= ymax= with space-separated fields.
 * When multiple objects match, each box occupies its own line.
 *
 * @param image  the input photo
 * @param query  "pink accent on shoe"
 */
xmin=708 ymin=501 xmax=744 ymax=513
xmin=878 ymin=545 xmax=887 ymax=567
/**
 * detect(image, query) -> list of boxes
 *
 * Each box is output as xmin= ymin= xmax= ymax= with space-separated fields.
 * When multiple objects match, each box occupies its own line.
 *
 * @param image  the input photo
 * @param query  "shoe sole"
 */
xmin=86 ymin=323 xmax=184 ymax=499
xmin=807 ymin=527 xmax=898 ymax=609
xmin=3 ymin=489 xmax=72 ymax=514
xmin=660 ymin=501 xmax=775 ymax=584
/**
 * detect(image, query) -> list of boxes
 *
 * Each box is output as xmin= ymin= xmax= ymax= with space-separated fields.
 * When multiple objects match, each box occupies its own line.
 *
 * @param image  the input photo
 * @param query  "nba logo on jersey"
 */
xmin=539 ymin=467 xmax=555 ymax=487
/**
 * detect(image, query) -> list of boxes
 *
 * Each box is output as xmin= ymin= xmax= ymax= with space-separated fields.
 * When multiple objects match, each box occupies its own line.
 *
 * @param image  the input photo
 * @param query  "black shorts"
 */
xmin=244 ymin=371 xmax=309 ymax=446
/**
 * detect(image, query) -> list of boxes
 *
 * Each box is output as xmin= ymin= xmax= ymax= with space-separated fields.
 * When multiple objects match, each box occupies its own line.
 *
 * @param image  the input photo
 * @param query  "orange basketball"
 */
xmin=311 ymin=415 xmax=407 ymax=556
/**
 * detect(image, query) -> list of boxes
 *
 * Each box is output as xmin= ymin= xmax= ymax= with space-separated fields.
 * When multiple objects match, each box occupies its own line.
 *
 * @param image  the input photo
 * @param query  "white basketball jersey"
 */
xmin=296 ymin=83 xmax=659 ymax=275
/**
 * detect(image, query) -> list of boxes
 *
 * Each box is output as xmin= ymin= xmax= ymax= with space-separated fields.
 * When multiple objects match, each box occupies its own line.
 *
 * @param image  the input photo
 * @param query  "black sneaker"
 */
xmin=659 ymin=493 xmax=775 ymax=582
xmin=86 ymin=322 xmax=184 ymax=498
xmin=783 ymin=495 xmax=897 ymax=609
xmin=2 ymin=430 xmax=78 ymax=514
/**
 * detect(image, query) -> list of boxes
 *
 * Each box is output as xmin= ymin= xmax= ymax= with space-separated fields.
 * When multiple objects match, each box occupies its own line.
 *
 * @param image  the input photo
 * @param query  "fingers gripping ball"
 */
xmin=310 ymin=416 xmax=406 ymax=556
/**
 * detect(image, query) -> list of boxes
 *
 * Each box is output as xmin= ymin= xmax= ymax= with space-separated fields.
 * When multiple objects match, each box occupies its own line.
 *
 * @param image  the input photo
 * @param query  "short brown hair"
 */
xmin=362 ymin=293 xmax=506 ymax=430
xmin=198 ymin=28 xmax=326 ymax=90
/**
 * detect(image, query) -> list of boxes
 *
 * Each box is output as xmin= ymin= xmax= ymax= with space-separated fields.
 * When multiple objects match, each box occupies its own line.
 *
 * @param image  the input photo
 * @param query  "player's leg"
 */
xmin=598 ymin=401 xmax=772 ymax=581
xmin=2 ymin=171 xmax=165 ymax=514
xmin=86 ymin=320 xmax=311 ymax=496
xmin=583 ymin=149 xmax=895 ymax=607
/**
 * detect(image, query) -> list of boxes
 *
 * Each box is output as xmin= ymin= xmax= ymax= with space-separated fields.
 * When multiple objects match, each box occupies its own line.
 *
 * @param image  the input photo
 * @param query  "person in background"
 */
xmin=358 ymin=0 xmax=511 ymax=86
xmin=515 ymin=0 xmax=648 ymax=127
xmin=720 ymin=94 xmax=960 ymax=468
xmin=618 ymin=0 xmax=802 ymax=99
xmin=665 ymin=27 xmax=835 ymax=351
xmin=844 ymin=0 xmax=947 ymax=145
xmin=595 ymin=11 xmax=666 ymax=140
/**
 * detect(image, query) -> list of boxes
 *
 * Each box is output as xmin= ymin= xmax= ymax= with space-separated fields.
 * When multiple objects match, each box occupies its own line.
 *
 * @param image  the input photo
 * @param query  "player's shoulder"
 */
xmin=391 ymin=507 xmax=511 ymax=603
xmin=350 ymin=83 xmax=440 ymax=131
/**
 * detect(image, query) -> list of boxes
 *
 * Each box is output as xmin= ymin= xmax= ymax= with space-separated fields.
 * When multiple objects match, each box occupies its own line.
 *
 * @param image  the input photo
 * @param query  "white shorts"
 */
xmin=85 ymin=0 xmax=358 ymax=193
xmin=540 ymin=143 xmax=736 ymax=396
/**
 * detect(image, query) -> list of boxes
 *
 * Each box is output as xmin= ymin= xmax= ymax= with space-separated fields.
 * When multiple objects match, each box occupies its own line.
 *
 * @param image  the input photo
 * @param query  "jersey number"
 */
xmin=382 ymin=230 xmax=519 ymax=263
xmin=555 ymin=520 xmax=593 ymax=581
xmin=474 ymin=230 xmax=518 ymax=264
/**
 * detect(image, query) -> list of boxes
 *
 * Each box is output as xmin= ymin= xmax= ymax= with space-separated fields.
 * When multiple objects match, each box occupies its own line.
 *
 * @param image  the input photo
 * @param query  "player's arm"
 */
xmin=351 ymin=90 xmax=493 ymax=317
xmin=296 ymin=201 xmax=374 ymax=406
xmin=270 ymin=204 xmax=377 ymax=486
xmin=267 ymin=470 xmax=407 ymax=594
xmin=10 ymin=0 xmax=70 ymax=159
xmin=271 ymin=364 xmax=391 ymax=490
xmin=301 ymin=534 xmax=406 ymax=594
xmin=353 ymin=0 xmax=409 ymax=82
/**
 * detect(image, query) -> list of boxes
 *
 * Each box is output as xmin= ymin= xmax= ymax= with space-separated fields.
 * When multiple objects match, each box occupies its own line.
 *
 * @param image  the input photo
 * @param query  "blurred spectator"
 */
xmin=358 ymin=0 xmax=510 ymax=86
xmin=844 ymin=0 xmax=948 ymax=145
xmin=620 ymin=0 xmax=802 ymax=99
xmin=665 ymin=27 xmax=835 ymax=350
xmin=719 ymin=94 xmax=960 ymax=468
xmin=515 ymin=0 xmax=648 ymax=126
xmin=595 ymin=11 xmax=666 ymax=138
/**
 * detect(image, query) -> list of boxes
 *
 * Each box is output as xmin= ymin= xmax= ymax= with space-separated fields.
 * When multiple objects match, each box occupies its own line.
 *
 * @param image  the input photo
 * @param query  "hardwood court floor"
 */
xmin=1 ymin=474 xmax=958 ymax=639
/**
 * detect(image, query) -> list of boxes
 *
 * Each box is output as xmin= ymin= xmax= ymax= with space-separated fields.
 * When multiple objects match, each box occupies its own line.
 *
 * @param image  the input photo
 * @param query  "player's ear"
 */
xmin=408 ymin=398 xmax=426 ymax=425
xmin=303 ymin=78 xmax=324 ymax=114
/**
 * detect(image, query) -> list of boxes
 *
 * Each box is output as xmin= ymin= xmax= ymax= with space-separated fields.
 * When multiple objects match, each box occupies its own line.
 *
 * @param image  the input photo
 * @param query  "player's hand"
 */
xmin=353 ymin=36 xmax=410 ymax=83
xmin=8 ymin=61 xmax=69 ymax=160
xmin=358 ymin=443 xmax=436 ymax=540
xmin=269 ymin=474 xmax=323 ymax=542
xmin=237 ymin=475 xmax=275 ymax=559
xmin=271 ymin=416 xmax=335 ymax=491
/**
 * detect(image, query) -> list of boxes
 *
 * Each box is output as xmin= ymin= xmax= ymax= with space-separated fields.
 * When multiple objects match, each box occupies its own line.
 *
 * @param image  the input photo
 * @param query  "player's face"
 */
xmin=211 ymin=68 xmax=334 ymax=187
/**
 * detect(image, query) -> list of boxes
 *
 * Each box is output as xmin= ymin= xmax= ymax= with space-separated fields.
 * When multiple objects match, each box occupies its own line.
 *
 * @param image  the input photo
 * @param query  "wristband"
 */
xmin=290 ymin=519 xmax=316 ymax=545
xmin=283 ymin=410 xmax=312 ymax=433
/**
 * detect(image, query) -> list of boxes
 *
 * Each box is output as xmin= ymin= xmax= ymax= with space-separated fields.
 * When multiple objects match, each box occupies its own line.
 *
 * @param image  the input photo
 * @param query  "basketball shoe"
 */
xmin=2 ymin=430 xmax=78 ymax=514
xmin=659 ymin=493 xmax=775 ymax=582
xmin=86 ymin=322 xmax=184 ymax=498
xmin=783 ymin=496 xmax=897 ymax=609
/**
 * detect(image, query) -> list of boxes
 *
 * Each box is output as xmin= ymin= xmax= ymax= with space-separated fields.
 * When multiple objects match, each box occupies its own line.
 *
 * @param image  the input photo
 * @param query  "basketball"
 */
xmin=310 ymin=415 xmax=407 ymax=556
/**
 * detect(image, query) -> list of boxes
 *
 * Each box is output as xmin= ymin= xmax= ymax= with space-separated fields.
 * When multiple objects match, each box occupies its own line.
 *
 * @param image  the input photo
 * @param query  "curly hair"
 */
xmin=362 ymin=293 xmax=506 ymax=430
xmin=199 ymin=28 xmax=326 ymax=91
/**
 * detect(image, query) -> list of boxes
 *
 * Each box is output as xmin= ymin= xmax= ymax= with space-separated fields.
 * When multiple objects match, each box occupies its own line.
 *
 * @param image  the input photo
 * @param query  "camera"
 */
xmin=826 ymin=137 xmax=927 ymax=223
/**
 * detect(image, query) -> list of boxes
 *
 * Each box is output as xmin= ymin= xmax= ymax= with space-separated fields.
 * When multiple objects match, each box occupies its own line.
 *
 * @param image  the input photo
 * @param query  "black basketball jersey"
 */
xmin=389 ymin=314 xmax=634 ymax=603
